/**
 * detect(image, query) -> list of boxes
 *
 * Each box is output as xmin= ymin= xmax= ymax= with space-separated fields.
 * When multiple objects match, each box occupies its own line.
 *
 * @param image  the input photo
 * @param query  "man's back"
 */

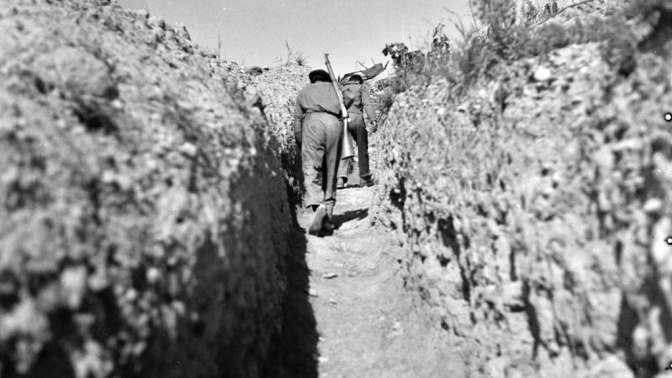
xmin=341 ymin=82 xmax=375 ymax=120
xmin=296 ymin=81 xmax=341 ymax=116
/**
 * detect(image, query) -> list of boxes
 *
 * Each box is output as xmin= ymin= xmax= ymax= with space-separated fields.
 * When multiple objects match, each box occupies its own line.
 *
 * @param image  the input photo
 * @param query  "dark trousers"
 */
xmin=301 ymin=112 xmax=342 ymax=213
xmin=337 ymin=113 xmax=370 ymax=180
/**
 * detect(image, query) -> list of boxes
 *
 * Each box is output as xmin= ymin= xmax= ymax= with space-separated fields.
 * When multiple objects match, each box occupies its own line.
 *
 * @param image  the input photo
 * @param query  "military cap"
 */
xmin=309 ymin=69 xmax=332 ymax=83
xmin=348 ymin=73 xmax=364 ymax=82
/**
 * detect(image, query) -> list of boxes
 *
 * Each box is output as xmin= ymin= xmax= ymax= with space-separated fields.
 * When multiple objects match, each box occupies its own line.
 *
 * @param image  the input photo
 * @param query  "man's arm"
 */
xmin=361 ymin=87 xmax=378 ymax=131
xmin=293 ymin=96 xmax=304 ymax=147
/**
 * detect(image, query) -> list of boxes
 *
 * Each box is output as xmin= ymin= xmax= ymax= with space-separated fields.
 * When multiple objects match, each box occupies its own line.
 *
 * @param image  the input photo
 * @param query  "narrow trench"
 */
xmin=266 ymin=173 xmax=465 ymax=378
xmin=7 ymin=2 xmax=672 ymax=378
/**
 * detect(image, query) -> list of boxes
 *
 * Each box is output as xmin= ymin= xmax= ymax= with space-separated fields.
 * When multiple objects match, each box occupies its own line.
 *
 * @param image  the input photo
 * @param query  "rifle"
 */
xmin=324 ymin=53 xmax=356 ymax=160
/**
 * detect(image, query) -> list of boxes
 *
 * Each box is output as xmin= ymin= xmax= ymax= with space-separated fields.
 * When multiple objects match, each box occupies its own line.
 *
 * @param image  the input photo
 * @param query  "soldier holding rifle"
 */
xmin=336 ymin=72 xmax=377 ymax=188
xmin=293 ymin=65 xmax=355 ymax=235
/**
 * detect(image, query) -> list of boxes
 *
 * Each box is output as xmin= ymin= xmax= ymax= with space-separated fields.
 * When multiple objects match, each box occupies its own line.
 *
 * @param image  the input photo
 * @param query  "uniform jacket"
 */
xmin=341 ymin=82 xmax=376 ymax=121
xmin=294 ymin=81 xmax=356 ymax=142
xmin=293 ymin=82 xmax=342 ymax=140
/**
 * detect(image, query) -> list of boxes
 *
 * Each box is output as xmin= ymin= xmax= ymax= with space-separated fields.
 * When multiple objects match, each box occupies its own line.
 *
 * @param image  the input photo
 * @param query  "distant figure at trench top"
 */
xmin=294 ymin=69 xmax=355 ymax=235
xmin=336 ymin=73 xmax=377 ymax=188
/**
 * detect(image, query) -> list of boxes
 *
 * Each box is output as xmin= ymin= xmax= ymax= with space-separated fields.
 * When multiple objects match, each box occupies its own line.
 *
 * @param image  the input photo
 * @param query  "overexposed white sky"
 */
xmin=117 ymin=0 xmax=472 ymax=77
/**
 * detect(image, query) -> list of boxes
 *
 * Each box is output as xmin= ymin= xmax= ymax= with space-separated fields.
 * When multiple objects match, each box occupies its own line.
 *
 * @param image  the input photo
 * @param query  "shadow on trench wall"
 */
xmin=263 ymin=207 xmax=319 ymax=378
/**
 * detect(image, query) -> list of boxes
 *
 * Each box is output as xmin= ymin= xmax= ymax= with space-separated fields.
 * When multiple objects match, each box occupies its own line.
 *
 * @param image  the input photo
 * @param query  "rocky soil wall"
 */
xmin=372 ymin=11 xmax=672 ymax=378
xmin=251 ymin=65 xmax=310 ymax=204
xmin=0 ymin=1 xmax=293 ymax=377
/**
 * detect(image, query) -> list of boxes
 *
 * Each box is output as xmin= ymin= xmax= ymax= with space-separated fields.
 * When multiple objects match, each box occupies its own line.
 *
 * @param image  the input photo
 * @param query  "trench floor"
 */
xmin=295 ymin=183 xmax=466 ymax=378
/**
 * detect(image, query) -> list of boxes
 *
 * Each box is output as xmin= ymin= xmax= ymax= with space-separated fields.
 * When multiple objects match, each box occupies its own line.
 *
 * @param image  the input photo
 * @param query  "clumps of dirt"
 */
xmin=371 ymin=9 xmax=672 ymax=378
xmin=0 ymin=1 xmax=295 ymax=377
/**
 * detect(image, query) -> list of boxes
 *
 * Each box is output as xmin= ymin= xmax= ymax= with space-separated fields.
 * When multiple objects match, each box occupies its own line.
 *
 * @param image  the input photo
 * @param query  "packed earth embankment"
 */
xmin=371 ymin=3 xmax=672 ymax=376
xmin=5 ymin=0 xmax=672 ymax=377
xmin=0 ymin=1 xmax=299 ymax=377
xmin=251 ymin=65 xmax=311 ymax=204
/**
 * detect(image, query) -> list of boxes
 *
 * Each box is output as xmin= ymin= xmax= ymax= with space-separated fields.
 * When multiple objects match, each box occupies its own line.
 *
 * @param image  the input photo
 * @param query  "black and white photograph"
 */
xmin=0 ymin=0 xmax=671 ymax=377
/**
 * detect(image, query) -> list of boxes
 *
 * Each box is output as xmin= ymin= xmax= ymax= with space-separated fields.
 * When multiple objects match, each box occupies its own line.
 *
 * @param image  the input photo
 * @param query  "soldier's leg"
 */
xmin=321 ymin=152 xmax=337 ymax=232
xmin=347 ymin=120 xmax=358 ymax=141
xmin=352 ymin=115 xmax=371 ymax=179
xmin=301 ymin=115 xmax=326 ymax=210
xmin=337 ymin=121 xmax=358 ymax=184
xmin=322 ymin=116 xmax=342 ymax=222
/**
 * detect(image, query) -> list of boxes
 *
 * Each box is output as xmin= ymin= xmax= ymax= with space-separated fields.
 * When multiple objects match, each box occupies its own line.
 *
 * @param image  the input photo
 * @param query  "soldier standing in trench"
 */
xmin=294 ymin=69 xmax=355 ymax=235
xmin=336 ymin=73 xmax=377 ymax=188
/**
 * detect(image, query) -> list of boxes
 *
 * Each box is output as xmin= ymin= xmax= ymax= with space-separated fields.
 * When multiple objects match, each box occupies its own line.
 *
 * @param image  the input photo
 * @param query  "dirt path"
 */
xmin=294 ymin=184 xmax=466 ymax=378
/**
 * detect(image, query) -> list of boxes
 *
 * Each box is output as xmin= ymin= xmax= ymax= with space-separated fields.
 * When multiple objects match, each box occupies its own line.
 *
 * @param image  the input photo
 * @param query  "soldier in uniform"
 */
xmin=336 ymin=73 xmax=377 ymax=188
xmin=294 ymin=69 xmax=355 ymax=235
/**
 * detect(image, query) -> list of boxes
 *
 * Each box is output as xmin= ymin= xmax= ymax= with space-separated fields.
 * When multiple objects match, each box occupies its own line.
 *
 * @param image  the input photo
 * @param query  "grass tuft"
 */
xmin=374 ymin=0 xmax=662 ymax=113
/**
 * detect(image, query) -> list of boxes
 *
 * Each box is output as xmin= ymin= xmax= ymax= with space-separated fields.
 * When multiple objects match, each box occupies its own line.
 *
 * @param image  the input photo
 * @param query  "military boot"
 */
xmin=308 ymin=204 xmax=327 ymax=235
xmin=323 ymin=203 xmax=336 ymax=232
xmin=360 ymin=174 xmax=375 ymax=187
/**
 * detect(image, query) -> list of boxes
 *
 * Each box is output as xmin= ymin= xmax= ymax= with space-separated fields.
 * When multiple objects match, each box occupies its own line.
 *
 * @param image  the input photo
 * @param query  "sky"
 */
xmin=117 ymin=0 xmax=473 ymax=77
